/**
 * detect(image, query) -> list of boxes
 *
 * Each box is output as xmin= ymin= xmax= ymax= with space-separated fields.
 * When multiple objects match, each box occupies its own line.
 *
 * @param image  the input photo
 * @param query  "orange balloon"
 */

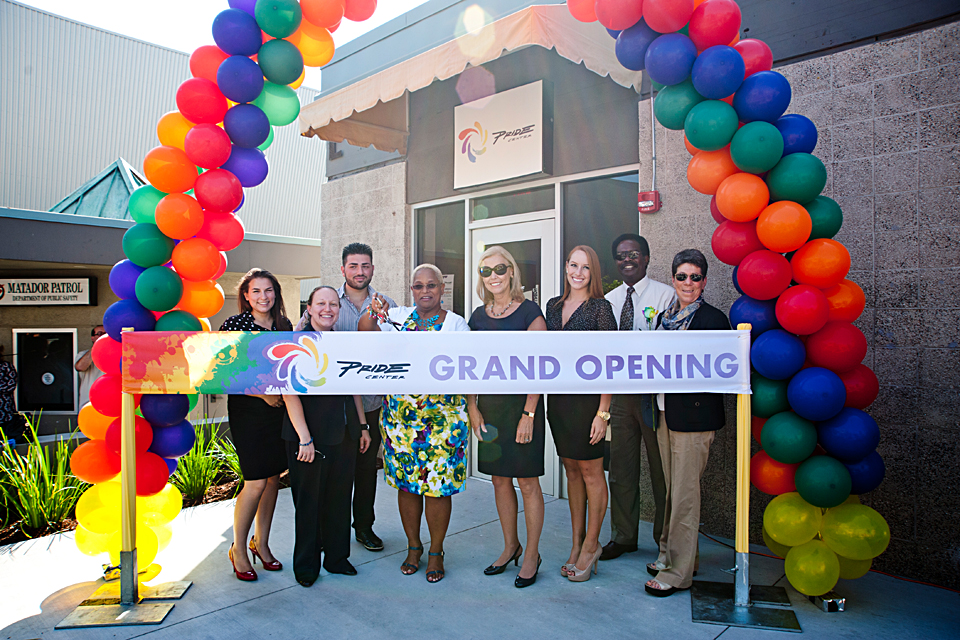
xmin=70 ymin=440 xmax=121 ymax=485
xmin=172 ymin=238 xmax=221 ymax=281
xmin=289 ymin=68 xmax=306 ymax=89
xmin=302 ymin=0 xmax=345 ymax=29
xmin=155 ymin=194 xmax=205 ymax=240
xmin=684 ymin=134 xmax=700 ymax=155
xmin=298 ymin=20 xmax=335 ymax=67
xmin=156 ymin=111 xmax=195 ymax=150
xmin=199 ymin=317 xmax=212 ymax=331
xmin=823 ymin=279 xmax=866 ymax=323
xmin=729 ymin=32 xmax=741 ymax=46
xmin=791 ymin=239 xmax=851 ymax=289
xmin=179 ymin=279 xmax=225 ymax=318
xmin=143 ymin=146 xmax=198 ymax=194
xmin=756 ymin=201 xmax=812 ymax=253
xmin=78 ymin=403 xmax=113 ymax=440
xmin=687 ymin=148 xmax=739 ymax=195
xmin=716 ymin=173 xmax=769 ymax=222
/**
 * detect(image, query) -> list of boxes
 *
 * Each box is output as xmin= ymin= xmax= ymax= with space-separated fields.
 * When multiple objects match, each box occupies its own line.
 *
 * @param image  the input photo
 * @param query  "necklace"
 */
xmin=489 ymin=299 xmax=514 ymax=317
xmin=412 ymin=309 xmax=441 ymax=329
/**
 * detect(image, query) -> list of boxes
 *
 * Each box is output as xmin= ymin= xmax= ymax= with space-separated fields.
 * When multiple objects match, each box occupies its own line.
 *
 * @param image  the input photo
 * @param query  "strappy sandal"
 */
xmin=426 ymin=550 xmax=445 ymax=583
xmin=401 ymin=545 xmax=423 ymax=575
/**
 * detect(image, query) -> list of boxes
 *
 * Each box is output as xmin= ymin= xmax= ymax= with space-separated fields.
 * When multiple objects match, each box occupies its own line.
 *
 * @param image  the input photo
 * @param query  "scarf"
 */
xmin=660 ymin=295 xmax=703 ymax=331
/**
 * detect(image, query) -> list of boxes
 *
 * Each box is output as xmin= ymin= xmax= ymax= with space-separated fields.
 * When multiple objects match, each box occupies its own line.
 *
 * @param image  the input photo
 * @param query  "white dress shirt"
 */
xmin=605 ymin=277 xmax=677 ymax=331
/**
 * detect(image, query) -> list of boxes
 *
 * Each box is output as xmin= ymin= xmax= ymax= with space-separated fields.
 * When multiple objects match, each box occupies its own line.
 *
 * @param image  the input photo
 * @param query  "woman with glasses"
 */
xmin=359 ymin=264 xmax=470 ymax=584
xmin=466 ymin=246 xmax=547 ymax=588
xmin=645 ymin=249 xmax=730 ymax=598
xmin=545 ymin=245 xmax=617 ymax=583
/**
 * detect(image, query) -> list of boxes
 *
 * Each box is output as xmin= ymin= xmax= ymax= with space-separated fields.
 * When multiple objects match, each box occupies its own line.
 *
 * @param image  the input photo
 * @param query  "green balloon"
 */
xmin=752 ymin=372 xmax=790 ymax=418
xmin=730 ymin=121 xmax=784 ymax=174
xmin=763 ymin=526 xmax=792 ymax=559
xmin=785 ymin=540 xmax=840 ymax=597
xmin=187 ymin=394 xmax=200 ymax=411
xmin=684 ymin=100 xmax=739 ymax=152
xmin=761 ymin=411 xmax=818 ymax=464
xmin=837 ymin=555 xmax=872 ymax=580
xmin=821 ymin=504 xmax=890 ymax=560
xmin=806 ymin=195 xmax=844 ymax=239
xmin=135 ymin=266 xmax=183 ymax=312
xmin=766 ymin=153 xmax=827 ymax=205
xmin=653 ymin=79 xmax=704 ymax=130
xmin=253 ymin=82 xmax=301 ymax=127
xmin=257 ymin=125 xmax=275 ymax=151
xmin=651 ymin=79 xmax=665 ymax=92
xmin=127 ymin=185 xmax=165 ymax=223
xmin=155 ymin=310 xmax=203 ymax=331
xmin=255 ymin=0 xmax=302 ymax=38
xmin=795 ymin=456 xmax=852 ymax=508
xmin=122 ymin=223 xmax=175 ymax=268
xmin=257 ymin=38 xmax=304 ymax=86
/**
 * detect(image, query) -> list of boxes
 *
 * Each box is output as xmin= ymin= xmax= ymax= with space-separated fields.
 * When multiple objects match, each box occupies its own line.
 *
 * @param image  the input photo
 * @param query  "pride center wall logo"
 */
xmin=458 ymin=121 xmax=488 ymax=163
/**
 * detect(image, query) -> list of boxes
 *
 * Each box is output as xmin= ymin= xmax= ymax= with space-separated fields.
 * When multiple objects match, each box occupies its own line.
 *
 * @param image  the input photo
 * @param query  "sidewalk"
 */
xmin=1 ymin=478 xmax=957 ymax=639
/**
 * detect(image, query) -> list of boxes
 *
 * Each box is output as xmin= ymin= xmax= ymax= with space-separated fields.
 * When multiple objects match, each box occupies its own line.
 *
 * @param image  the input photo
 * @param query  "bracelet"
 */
xmin=522 ymin=410 xmax=536 ymax=419
xmin=299 ymin=438 xmax=314 ymax=447
xmin=360 ymin=424 xmax=369 ymax=429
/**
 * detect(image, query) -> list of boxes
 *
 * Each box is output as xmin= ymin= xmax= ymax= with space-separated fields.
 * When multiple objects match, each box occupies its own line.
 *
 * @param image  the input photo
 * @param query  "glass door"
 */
xmin=468 ymin=219 xmax=560 ymax=496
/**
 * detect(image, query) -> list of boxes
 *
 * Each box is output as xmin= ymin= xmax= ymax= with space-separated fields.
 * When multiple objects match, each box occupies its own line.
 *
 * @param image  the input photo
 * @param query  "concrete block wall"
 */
xmin=638 ymin=21 xmax=960 ymax=588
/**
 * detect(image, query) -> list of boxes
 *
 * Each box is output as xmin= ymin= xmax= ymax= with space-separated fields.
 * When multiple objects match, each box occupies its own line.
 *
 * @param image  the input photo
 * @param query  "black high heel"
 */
xmin=484 ymin=544 xmax=522 ymax=576
xmin=515 ymin=555 xmax=542 ymax=588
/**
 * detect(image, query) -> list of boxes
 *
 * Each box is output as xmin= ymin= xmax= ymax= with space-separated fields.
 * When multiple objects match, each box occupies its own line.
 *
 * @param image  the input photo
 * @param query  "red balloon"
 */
xmin=197 ymin=210 xmax=246 ymax=251
xmin=775 ymin=285 xmax=830 ymax=335
xmin=711 ymin=220 xmax=763 ymax=266
xmin=734 ymin=39 xmax=773 ymax=78
xmin=644 ymin=0 xmax=695 ymax=33
xmin=184 ymin=123 xmax=232 ymax=169
xmin=839 ymin=364 xmax=880 ymax=409
xmin=689 ymin=0 xmax=741 ymax=51
xmin=189 ymin=45 xmax=229 ymax=83
xmin=737 ymin=250 xmax=791 ymax=300
xmin=806 ymin=321 xmax=868 ymax=373
xmin=710 ymin=195 xmax=725 ymax=224
xmin=567 ymin=0 xmax=598 ymax=22
xmin=136 ymin=452 xmax=171 ymax=497
xmin=172 ymin=238 xmax=222 ymax=281
xmin=791 ymin=239 xmax=851 ymax=289
xmin=89 ymin=374 xmax=122 ymax=417
xmin=302 ymin=0 xmax=345 ymax=29
xmin=752 ymin=415 xmax=767 ymax=444
xmin=213 ymin=251 xmax=228 ymax=280
xmin=91 ymin=334 xmax=122 ymax=376
xmin=823 ymin=279 xmax=866 ymax=323
xmin=595 ymin=0 xmax=644 ymax=30
xmin=176 ymin=77 xmax=228 ymax=125
xmin=70 ymin=440 xmax=121 ymax=484
xmin=194 ymin=169 xmax=243 ymax=212
xmin=343 ymin=0 xmax=376 ymax=22
xmin=751 ymin=450 xmax=798 ymax=495
xmin=105 ymin=416 xmax=154 ymax=455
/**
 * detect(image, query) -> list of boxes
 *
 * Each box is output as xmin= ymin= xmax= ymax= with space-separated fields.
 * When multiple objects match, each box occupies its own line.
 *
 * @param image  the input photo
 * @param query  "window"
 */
xmin=471 ymin=185 xmax=554 ymax=221
xmin=416 ymin=202 xmax=466 ymax=317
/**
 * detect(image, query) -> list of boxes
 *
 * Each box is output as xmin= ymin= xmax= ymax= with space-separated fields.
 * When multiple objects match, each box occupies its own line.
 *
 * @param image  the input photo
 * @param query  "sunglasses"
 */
xmin=411 ymin=283 xmax=440 ymax=291
xmin=92 ymin=331 xmax=106 ymax=338
xmin=479 ymin=264 xmax=510 ymax=278
xmin=674 ymin=273 xmax=704 ymax=282
xmin=615 ymin=250 xmax=642 ymax=261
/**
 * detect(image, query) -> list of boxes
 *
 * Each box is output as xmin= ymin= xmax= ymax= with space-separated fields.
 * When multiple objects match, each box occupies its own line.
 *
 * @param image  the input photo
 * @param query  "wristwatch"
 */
xmin=596 ymin=410 xmax=611 ymax=422
xmin=522 ymin=410 xmax=536 ymax=419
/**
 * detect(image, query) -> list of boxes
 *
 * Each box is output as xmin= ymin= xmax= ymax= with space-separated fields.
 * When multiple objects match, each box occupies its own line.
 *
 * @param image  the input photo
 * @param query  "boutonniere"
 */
xmin=643 ymin=306 xmax=658 ymax=329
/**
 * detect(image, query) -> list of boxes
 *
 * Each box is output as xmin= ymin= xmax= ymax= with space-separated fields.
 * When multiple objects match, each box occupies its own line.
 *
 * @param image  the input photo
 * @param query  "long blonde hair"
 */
xmin=475 ymin=245 xmax=525 ymax=306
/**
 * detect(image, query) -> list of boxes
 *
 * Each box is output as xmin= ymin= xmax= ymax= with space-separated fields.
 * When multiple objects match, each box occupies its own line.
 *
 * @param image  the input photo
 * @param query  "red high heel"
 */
xmin=249 ymin=538 xmax=282 ymax=571
xmin=229 ymin=543 xmax=258 ymax=581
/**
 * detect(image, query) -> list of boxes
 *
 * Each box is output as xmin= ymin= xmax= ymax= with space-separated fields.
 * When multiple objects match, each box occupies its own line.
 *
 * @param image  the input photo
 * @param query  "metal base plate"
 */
xmin=809 ymin=591 xmax=845 ymax=612
xmin=55 ymin=603 xmax=174 ymax=629
xmin=691 ymin=581 xmax=802 ymax=633
xmin=80 ymin=581 xmax=193 ymax=606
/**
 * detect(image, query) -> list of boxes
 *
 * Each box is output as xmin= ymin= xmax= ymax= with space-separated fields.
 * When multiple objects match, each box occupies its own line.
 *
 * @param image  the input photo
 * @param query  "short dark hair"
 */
xmin=91 ymin=325 xmax=104 ymax=336
xmin=342 ymin=242 xmax=373 ymax=265
xmin=671 ymin=249 xmax=709 ymax=278
xmin=611 ymin=233 xmax=650 ymax=260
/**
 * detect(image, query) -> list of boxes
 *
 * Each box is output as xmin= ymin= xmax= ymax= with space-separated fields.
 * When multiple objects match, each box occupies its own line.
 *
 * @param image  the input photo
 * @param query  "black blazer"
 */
xmin=281 ymin=395 xmax=360 ymax=446
xmin=657 ymin=302 xmax=732 ymax=433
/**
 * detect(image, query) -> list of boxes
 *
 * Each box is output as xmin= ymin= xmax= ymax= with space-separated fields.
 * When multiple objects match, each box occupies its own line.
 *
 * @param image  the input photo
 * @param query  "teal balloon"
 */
xmin=651 ymin=79 xmax=665 ymax=91
xmin=795 ymin=455 xmax=852 ymax=508
xmin=257 ymin=125 xmax=275 ymax=151
xmin=155 ymin=310 xmax=203 ymax=331
xmin=122 ymin=224 xmax=175 ymax=268
xmin=767 ymin=153 xmax=828 ymax=205
xmin=752 ymin=371 xmax=790 ymax=418
xmin=253 ymin=82 xmax=301 ymax=126
xmin=135 ymin=266 xmax=183 ymax=312
xmin=255 ymin=0 xmax=302 ymax=38
xmin=807 ymin=195 xmax=844 ymax=239
xmin=684 ymin=100 xmax=739 ymax=151
xmin=730 ymin=121 xmax=784 ymax=174
xmin=761 ymin=411 xmax=818 ymax=464
xmin=653 ymin=79 xmax=704 ymax=130
xmin=257 ymin=38 xmax=303 ymax=86
xmin=187 ymin=394 xmax=200 ymax=411
xmin=128 ymin=185 xmax=165 ymax=224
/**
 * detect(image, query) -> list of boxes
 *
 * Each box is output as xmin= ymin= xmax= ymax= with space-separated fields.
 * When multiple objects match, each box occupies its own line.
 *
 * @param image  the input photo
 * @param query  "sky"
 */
xmin=17 ymin=0 xmax=431 ymax=89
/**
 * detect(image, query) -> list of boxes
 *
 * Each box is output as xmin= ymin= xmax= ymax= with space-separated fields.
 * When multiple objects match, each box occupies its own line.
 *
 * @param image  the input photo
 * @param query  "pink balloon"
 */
xmin=184 ymin=124 xmax=232 ymax=169
xmin=194 ymin=168 xmax=243 ymax=212
xmin=198 ymin=210 xmax=245 ymax=252
xmin=643 ymin=0 xmax=694 ymax=34
xmin=595 ymin=0 xmax=644 ymax=31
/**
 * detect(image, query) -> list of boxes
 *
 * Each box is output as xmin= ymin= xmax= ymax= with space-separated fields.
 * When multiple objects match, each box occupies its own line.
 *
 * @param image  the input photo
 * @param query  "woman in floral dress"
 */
xmin=359 ymin=264 xmax=470 ymax=583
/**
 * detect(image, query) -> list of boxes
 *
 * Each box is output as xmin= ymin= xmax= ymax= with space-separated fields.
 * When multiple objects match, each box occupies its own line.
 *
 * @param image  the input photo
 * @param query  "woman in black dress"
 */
xmin=466 ymin=246 xmax=547 ymax=588
xmin=220 ymin=269 xmax=292 ymax=581
xmin=546 ymin=245 xmax=617 ymax=583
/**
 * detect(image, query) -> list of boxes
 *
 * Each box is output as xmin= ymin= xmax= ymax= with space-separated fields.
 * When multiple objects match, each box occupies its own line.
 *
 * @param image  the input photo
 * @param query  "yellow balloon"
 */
xmin=138 ymin=484 xmax=183 ymax=527
xmin=288 ymin=68 xmax=305 ymax=89
xmin=821 ymin=504 xmax=890 ymax=560
xmin=75 ymin=524 xmax=111 ymax=556
xmin=107 ymin=522 xmax=159 ymax=567
xmin=785 ymin=540 xmax=840 ymax=596
xmin=837 ymin=555 xmax=872 ymax=580
xmin=156 ymin=111 xmax=194 ymax=150
xmin=763 ymin=492 xmax=823 ymax=547
xmin=762 ymin=526 xmax=792 ymax=559
xmin=151 ymin=523 xmax=174 ymax=552
xmin=75 ymin=483 xmax=121 ymax=534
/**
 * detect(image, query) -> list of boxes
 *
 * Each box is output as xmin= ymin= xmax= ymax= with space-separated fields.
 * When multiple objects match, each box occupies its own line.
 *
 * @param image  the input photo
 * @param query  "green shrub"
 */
xmin=170 ymin=422 xmax=222 ymax=502
xmin=213 ymin=435 xmax=243 ymax=497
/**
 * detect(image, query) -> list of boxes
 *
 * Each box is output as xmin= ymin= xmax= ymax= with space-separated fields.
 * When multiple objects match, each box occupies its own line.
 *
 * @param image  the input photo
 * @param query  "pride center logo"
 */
xmin=458 ymin=121 xmax=488 ymax=163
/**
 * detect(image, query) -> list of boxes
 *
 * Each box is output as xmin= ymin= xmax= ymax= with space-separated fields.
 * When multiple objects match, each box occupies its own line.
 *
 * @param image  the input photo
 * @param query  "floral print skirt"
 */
xmin=380 ymin=394 xmax=469 ymax=497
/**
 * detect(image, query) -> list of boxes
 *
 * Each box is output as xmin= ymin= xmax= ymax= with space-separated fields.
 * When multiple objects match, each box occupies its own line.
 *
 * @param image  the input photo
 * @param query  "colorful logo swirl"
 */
xmin=267 ymin=335 xmax=328 ymax=392
xmin=458 ymin=121 xmax=488 ymax=163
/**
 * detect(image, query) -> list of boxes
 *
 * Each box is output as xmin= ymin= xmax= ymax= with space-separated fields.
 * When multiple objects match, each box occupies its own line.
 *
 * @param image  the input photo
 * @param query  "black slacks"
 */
xmin=286 ymin=435 xmax=357 ymax=582
xmin=347 ymin=408 xmax=382 ymax=532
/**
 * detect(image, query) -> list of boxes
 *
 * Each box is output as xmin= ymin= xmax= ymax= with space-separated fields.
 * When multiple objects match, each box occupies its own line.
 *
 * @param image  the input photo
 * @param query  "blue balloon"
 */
xmin=644 ymin=33 xmax=698 ymax=86
xmin=103 ymin=299 xmax=155 ymax=341
xmin=224 ymin=104 xmax=271 ymax=148
xmin=751 ymin=329 xmax=805 ymax=380
xmin=212 ymin=8 xmax=262 ymax=56
xmin=817 ymin=408 xmax=880 ymax=463
xmin=217 ymin=55 xmax=265 ymax=104
xmin=221 ymin=146 xmax=268 ymax=187
xmin=615 ymin=20 xmax=659 ymax=71
xmin=732 ymin=70 xmax=792 ymax=123
xmin=141 ymin=394 xmax=191 ymax=428
xmin=148 ymin=420 xmax=196 ymax=459
xmin=228 ymin=0 xmax=257 ymax=17
xmin=776 ymin=114 xmax=818 ymax=155
xmin=109 ymin=259 xmax=145 ymax=300
xmin=163 ymin=456 xmax=178 ymax=475
xmin=691 ymin=45 xmax=745 ymax=99
xmin=732 ymin=266 xmax=744 ymax=295
xmin=730 ymin=295 xmax=779 ymax=337
xmin=788 ymin=367 xmax=847 ymax=421
xmin=844 ymin=450 xmax=885 ymax=495
xmin=606 ymin=27 xmax=622 ymax=39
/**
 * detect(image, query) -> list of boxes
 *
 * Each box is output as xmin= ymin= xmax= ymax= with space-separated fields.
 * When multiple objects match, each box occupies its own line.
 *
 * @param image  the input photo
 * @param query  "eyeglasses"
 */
xmin=478 ymin=264 xmax=510 ymax=278
xmin=92 ymin=331 xmax=106 ymax=338
xmin=615 ymin=250 xmax=642 ymax=261
xmin=411 ymin=283 xmax=440 ymax=291
xmin=674 ymin=273 xmax=704 ymax=282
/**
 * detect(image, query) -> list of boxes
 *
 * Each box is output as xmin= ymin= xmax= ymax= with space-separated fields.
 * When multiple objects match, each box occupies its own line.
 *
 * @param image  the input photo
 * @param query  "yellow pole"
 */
xmin=119 ymin=327 xmax=138 ymax=604
xmin=734 ymin=322 xmax=752 ymax=606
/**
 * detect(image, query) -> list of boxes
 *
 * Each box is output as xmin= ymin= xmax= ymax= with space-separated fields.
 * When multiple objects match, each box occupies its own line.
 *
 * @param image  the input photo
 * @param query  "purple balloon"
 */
xmin=223 ymin=103 xmax=270 ymax=148
xmin=221 ymin=146 xmax=268 ymax=187
xmin=644 ymin=33 xmax=698 ymax=86
xmin=228 ymin=0 xmax=257 ymax=17
xmin=148 ymin=420 xmax=196 ymax=459
xmin=141 ymin=394 xmax=191 ymax=428
xmin=109 ymin=259 xmax=145 ymax=300
xmin=212 ymin=9 xmax=261 ymax=57
xmin=163 ymin=457 xmax=178 ymax=475
xmin=103 ymin=299 xmax=156 ymax=341
xmin=217 ymin=55 xmax=265 ymax=104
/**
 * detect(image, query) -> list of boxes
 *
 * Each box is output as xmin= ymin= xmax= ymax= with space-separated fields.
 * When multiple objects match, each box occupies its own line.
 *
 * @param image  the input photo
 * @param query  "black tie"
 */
xmin=620 ymin=285 xmax=635 ymax=331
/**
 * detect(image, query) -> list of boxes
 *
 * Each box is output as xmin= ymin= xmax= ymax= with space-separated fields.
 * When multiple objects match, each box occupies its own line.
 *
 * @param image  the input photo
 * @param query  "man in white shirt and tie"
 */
xmin=600 ymin=234 xmax=677 ymax=562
